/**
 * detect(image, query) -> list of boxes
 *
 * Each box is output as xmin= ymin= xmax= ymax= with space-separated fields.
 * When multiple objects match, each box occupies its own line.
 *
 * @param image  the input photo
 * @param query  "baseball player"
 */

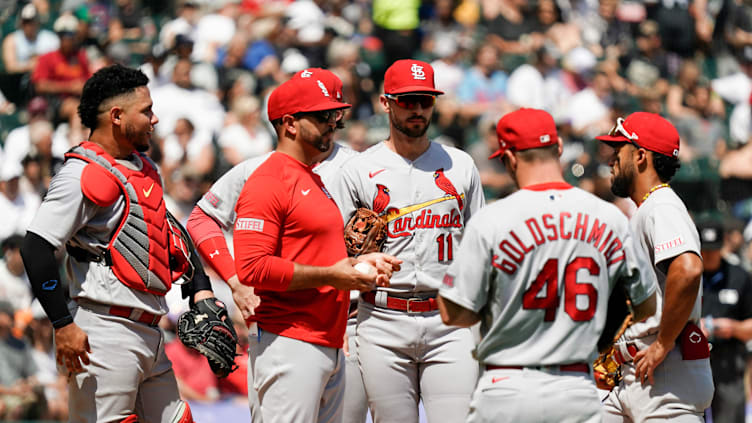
xmin=232 ymin=75 xmax=400 ymax=423
xmin=186 ymin=68 xmax=372 ymax=422
xmin=18 ymin=65 xmax=211 ymax=423
xmin=437 ymin=108 xmax=658 ymax=423
xmin=332 ymin=59 xmax=485 ymax=423
xmin=596 ymin=112 xmax=714 ymax=422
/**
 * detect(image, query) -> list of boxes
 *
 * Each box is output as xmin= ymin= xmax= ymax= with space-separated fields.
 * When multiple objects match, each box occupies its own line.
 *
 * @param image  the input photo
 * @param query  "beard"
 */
xmin=392 ymin=111 xmax=429 ymax=138
xmin=125 ymin=123 xmax=151 ymax=152
xmin=610 ymin=169 xmax=632 ymax=198
xmin=301 ymin=124 xmax=333 ymax=153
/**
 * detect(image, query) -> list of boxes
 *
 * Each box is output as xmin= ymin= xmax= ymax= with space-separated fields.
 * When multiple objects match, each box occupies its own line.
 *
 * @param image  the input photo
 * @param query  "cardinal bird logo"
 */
xmin=433 ymin=168 xmax=463 ymax=211
xmin=373 ymin=184 xmax=391 ymax=214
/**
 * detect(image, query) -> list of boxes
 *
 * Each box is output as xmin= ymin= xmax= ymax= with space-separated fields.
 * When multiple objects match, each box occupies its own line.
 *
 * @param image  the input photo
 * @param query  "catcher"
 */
xmin=20 ymin=64 xmax=234 ymax=423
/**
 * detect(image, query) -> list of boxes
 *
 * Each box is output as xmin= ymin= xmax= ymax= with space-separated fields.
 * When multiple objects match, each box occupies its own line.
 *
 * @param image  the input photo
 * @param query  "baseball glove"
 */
xmin=344 ymin=208 xmax=387 ymax=257
xmin=593 ymin=314 xmax=632 ymax=390
xmin=178 ymin=298 xmax=239 ymax=378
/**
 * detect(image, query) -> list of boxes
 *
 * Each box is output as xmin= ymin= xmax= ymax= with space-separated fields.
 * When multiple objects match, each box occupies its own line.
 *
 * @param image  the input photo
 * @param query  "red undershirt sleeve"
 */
xmin=187 ymin=206 xmax=237 ymax=282
xmin=233 ymin=173 xmax=295 ymax=291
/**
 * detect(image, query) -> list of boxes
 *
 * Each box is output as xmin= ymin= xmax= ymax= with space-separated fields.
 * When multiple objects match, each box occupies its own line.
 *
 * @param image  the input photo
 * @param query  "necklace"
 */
xmin=641 ymin=183 xmax=670 ymax=204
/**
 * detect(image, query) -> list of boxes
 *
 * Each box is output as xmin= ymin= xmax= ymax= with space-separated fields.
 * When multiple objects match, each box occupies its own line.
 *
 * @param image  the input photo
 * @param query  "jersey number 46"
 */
xmin=522 ymin=257 xmax=599 ymax=322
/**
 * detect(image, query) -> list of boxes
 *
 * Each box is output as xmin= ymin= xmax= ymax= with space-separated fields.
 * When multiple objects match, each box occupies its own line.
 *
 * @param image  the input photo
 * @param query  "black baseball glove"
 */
xmin=177 ymin=298 xmax=239 ymax=378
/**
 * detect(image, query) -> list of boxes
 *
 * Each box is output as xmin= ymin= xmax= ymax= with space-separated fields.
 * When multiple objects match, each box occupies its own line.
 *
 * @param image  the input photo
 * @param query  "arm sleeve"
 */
xmin=615 ymin=223 xmax=657 ymax=307
xmin=233 ymin=174 xmax=295 ymax=291
xmin=439 ymin=215 xmax=492 ymax=313
xmin=650 ymin=203 xmax=701 ymax=267
xmin=187 ymin=206 xmax=237 ymax=282
xmin=196 ymin=156 xmax=265 ymax=229
xmin=20 ymin=232 xmax=73 ymax=329
xmin=332 ymin=163 xmax=360 ymax=223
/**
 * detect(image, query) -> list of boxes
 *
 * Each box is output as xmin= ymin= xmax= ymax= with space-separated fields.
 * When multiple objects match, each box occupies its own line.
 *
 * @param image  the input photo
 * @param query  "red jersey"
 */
xmin=234 ymin=152 xmax=348 ymax=348
xmin=31 ymin=49 xmax=91 ymax=94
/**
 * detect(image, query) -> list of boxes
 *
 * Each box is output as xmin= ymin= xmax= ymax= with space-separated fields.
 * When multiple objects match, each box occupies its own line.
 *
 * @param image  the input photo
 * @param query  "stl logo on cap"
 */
xmin=317 ymin=80 xmax=330 ymax=97
xmin=411 ymin=64 xmax=426 ymax=80
xmin=300 ymin=70 xmax=313 ymax=78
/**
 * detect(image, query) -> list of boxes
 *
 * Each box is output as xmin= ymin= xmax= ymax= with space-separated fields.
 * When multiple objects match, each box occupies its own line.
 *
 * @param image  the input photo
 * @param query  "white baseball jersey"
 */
xmin=197 ymin=143 xmax=356 ymax=229
xmin=439 ymin=183 xmax=657 ymax=366
xmin=27 ymin=155 xmax=168 ymax=314
xmin=623 ymin=187 xmax=702 ymax=340
xmin=332 ymin=141 xmax=485 ymax=293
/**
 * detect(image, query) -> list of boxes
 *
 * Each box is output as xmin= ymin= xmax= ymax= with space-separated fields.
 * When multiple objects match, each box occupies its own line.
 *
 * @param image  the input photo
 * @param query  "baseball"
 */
xmin=354 ymin=262 xmax=377 ymax=275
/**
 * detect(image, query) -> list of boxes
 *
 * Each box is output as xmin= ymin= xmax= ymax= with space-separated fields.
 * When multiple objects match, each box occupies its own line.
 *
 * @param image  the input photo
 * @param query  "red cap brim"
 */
xmin=386 ymin=87 xmax=445 ymax=95
xmin=301 ymin=100 xmax=352 ymax=113
xmin=595 ymin=134 xmax=630 ymax=143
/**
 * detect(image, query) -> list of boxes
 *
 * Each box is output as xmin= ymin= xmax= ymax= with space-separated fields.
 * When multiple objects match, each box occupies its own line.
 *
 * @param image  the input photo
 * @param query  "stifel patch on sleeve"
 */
xmin=235 ymin=218 xmax=264 ymax=232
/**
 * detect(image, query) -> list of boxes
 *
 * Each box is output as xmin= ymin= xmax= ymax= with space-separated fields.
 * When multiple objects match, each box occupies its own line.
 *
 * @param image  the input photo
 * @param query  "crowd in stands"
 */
xmin=0 ymin=0 xmax=752 ymax=420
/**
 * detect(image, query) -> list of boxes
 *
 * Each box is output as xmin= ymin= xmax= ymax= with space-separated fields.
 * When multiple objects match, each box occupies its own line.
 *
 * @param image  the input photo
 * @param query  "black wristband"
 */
xmin=21 ymin=232 xmax=74 ymax=328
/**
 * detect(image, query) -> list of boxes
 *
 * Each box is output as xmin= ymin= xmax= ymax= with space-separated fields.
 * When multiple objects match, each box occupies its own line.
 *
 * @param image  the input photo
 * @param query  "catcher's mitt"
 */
xmin=344 ymin=208 xmax=387 ymax=256
xmin=178 ymin=298 xmax=239 ymax=378
xmin=593 ymin=314 xmax=632 ymax=390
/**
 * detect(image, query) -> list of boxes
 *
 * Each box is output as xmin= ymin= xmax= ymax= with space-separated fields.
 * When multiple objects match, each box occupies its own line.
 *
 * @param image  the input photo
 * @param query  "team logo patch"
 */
xmin=235 ymin=218 xmax=264 ymax=232
xmin=204 ymin=191 xmax=221 ymax=207
xmin=317 ymin=80 xmax=330 ymax=97
xmin=442 ymin=274 xmax=454 ymax=287
xmin=539 ymin=134 xmax=551 ymax=144
xmin=411 ymin=64 xmax=426 ymax=80
xmin=654 ymin=236 xmax=684 ymax=253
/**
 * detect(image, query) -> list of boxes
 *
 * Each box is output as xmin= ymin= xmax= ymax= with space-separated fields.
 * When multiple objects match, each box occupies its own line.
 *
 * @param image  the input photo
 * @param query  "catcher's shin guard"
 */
xmin=169 ymin=401 xmax=194 ymax=423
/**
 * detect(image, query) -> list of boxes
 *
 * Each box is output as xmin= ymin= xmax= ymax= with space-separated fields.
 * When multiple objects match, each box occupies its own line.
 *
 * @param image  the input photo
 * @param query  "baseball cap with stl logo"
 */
xmin=293 ymin=68 xmax=344 ymax=102
xmin=489 ymin=108 xmax=557 ymax=159
xmin=595 ymin=112 xmax=680 ymax=158
xmin=267 ymin=77 xmax=351 ymax=121
xmin=383 ymin=59 xmax=444 ymax=95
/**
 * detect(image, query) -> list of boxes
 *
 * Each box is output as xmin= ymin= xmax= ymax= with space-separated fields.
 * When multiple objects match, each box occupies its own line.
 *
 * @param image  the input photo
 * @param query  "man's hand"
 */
xmin=343 ymin=332 xmax=350 ymax=357
xmin=227 ymin=275 xmax=261 ymax=321
xmin=54 ymin=323 xmax=91 ymax=375
xmin=356 ymin=252 xmax=402 ymax=286
xmin=711 ymin=317 xmax=736 ymax=339
xmin=329 ymin=258 xmax=381 ymax=292
xmin=633 ymin=339 xmax=672 ymax=385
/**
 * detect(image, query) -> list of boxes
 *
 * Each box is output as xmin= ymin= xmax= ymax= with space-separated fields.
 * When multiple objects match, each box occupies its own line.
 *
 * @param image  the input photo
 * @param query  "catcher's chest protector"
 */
xmin=65 ymin=142 xmax=172 ymax=295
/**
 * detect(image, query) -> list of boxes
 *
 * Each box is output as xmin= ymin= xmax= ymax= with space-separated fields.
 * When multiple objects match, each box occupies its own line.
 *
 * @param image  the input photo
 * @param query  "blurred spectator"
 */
xmin=218 ymin=95 xmax=273 ymax=166
xmin=161 ymin=117 xmax=215 ymax=180
xmin=0 ymin=235 xmax=32 ymax=312
xmin=564 ymin=65 xmax=613 ymax=137
xmin=26 ymin=303 xmax=68 ymax=421
xmin=719 ymin=141 xmax=752 ymax=220
xmin=159 ymin=0 xmax=200 ymax=51
xmin=1 ymin=4 xmax=59 ymax=74
xmin=193 ymin=0 xmax=240 ymax=64
xmin=372 ymin=0 xmax=421 ymax=67
xmin=624 ymin=20 xmax=671 ymax=100
xmin=140 ymin=43 xmax=170 ymax=90
xmin=484 ymin=0 xmax=546 ymax=57
xmin=31 ymin=13 xmax=91 ymax=125
xmin=698 ymin=218 xmax=752 ymax=423
xmin=3 ymin=97 xmax=71 ymax=166
xmin=164 ymin=165 xmax=205 ymax=225
xmin=667 ymin=59 xmax=724 ymax=120
xmin=0 ymin=301 xmax=44 ymax=420
xmin=108 ymin=0 xmax=147 ymax=45
xmin=0 ymin=161 xmax=41 ymax=242
xmin=151 ymin=58 xmax=225 ymax=143
xmin=456 ymin=44 xmax=510 ymax=121
xmin=648 ymin=0 xmax=697 ymax=58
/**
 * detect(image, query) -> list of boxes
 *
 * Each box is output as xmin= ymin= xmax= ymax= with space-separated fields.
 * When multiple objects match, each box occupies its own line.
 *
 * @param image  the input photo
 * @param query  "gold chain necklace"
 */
xmin=641 ymin=183 xmax=670 ymax=204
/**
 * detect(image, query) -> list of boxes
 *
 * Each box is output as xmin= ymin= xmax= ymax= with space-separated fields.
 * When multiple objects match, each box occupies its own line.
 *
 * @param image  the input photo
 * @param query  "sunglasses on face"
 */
xmin=294 ymin=109 xmax=344 ymax=124
xmin=607 ymin=117 xmax=642 ymax=149
xmin=384 ymin=94 xmax=436 ymax=110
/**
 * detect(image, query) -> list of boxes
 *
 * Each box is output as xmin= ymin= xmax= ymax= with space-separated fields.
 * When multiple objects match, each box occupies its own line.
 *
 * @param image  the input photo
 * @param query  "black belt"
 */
xmin=66 ymin=245 xmax=112 ymax=265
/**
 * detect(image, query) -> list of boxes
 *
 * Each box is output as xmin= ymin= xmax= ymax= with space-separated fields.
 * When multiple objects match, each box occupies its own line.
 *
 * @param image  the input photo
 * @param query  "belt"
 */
xmin=614 ymin=343 xmax=639 ymax=365
xmin=362 ymin=291 xmax=438 ymax=313
xmin=486 ymin=363 xmax=590 ymax=374
xmin=108 ymin=305 xmax=161 ymax=326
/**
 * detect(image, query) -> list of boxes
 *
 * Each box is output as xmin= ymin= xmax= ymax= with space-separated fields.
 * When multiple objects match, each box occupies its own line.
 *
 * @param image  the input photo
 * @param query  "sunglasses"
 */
xmin=384 ymin=94 xmax=436 ymax=109
xmin=294 ymin=109 xmax=345 ymax=124
xmin=607 ymin=117 xmax=641 ymax=148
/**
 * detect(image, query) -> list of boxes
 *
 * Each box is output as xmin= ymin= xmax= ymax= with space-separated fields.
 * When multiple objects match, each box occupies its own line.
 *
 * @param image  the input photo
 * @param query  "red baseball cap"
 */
xmin=267 ymin=76 xmax=351 ymax=121
xmin=383 ymin=59 xmax=444 ymax=95
xmin=293 ymin=68 xmax=344 ymax=102
xmin=595 ymin=112 xmax=680 ymax=158
xmin=489 ymin=108 xmax=557 ymax=159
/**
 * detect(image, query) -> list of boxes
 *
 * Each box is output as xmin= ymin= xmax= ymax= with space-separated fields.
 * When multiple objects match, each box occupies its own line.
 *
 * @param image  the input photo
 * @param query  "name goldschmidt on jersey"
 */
xmin=493 ymin=211 xmax=626 ymax=275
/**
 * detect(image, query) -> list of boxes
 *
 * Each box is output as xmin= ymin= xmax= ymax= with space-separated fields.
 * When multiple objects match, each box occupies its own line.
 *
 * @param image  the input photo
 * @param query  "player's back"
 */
xmin=469 ymin=184 xmax=638 ymax=366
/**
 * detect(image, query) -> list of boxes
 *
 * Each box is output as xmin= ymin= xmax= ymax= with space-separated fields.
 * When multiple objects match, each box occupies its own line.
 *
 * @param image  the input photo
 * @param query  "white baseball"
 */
xmin=354 ymin=262 xmax=377 ymax=275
